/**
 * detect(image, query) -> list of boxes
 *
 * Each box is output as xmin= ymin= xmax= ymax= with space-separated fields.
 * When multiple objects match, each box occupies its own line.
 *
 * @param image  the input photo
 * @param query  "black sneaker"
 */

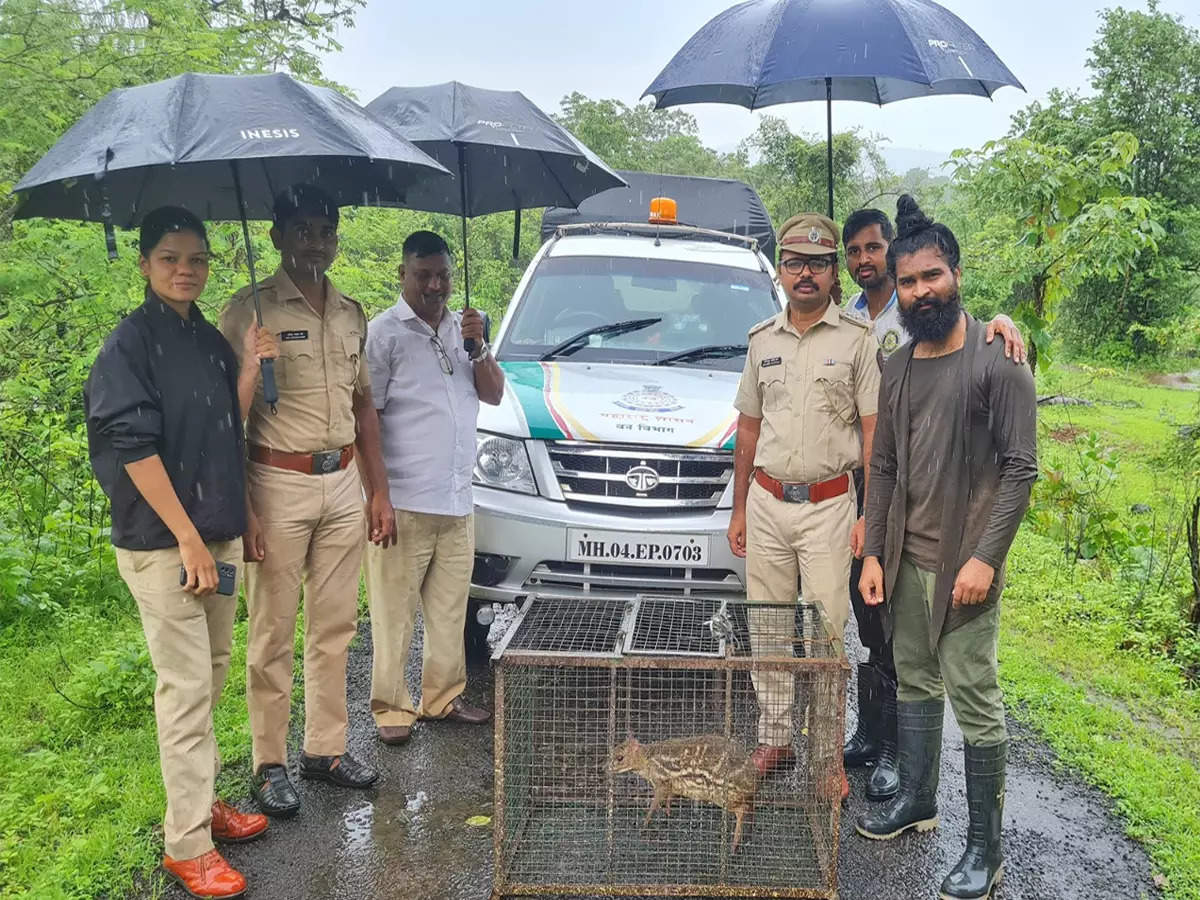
xmin=251 ymin=764 xmax=300 ymax=818
xmin=298 ymin=752 xmax=379 ymax=789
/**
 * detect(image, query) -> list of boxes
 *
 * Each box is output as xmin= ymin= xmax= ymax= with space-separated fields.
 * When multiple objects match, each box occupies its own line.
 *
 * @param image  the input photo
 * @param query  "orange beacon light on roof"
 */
xmin=649 ymin=197 xmax=677 ymax=225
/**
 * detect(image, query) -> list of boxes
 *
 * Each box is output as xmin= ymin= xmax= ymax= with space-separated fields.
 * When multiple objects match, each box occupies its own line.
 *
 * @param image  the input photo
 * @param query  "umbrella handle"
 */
xmin=230 ymin=160 xmax=279 ymax=414
xmin=260 ymin=358 xmax=279 ymax=410
xmin=458 ymin=144 xmax=478 ymax=356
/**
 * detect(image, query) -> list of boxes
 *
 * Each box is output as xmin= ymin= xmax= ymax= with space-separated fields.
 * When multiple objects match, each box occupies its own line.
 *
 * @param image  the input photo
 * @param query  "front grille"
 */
xmin=524 ymin=560 xmax=742 ymax=599
xmin=547 ymin=441 xmax=732 ymax=509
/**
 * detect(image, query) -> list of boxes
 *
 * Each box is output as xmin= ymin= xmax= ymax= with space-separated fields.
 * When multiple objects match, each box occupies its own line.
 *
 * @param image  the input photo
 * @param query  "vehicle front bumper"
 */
xmin=469 ymin=485 xmax=746 ymax=605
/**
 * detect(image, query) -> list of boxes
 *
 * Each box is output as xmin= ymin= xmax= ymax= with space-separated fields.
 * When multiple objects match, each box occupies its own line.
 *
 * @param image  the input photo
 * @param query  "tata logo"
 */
xmin=239 ymin=128 xmax=301 ymax=140
xmin=625 ymin=465 xmax=660 ymax=493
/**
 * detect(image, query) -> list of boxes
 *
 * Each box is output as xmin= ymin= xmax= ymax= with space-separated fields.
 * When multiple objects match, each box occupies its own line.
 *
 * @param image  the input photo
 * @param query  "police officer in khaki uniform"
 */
xmin=220 ymin=185 xmax=396 ymax=817
xmin=728 ymin=213 xmax=881 ymax=779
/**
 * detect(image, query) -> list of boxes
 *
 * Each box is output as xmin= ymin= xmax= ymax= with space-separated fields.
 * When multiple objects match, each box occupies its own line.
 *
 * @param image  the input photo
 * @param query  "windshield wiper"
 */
xmin=539 ymin=317 xmax=662 ymax=361
xmin=653 ymin=344 xmax=749 ymax=366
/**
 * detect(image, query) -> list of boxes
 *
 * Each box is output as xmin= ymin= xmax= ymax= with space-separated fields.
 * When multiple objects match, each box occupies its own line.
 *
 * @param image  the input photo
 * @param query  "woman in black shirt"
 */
xmin=85 ymin=206 xmax=276 ymax=899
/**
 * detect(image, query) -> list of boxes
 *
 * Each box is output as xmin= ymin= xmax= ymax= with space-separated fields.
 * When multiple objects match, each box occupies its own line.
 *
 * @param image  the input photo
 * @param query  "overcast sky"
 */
xmin=325 ymin=0 xmax=1199 ymax=159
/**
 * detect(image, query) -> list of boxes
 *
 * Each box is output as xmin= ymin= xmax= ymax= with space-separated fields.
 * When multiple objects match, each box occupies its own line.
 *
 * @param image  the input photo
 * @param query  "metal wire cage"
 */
xmin=492 ymin=595 xmax=849 ymax=899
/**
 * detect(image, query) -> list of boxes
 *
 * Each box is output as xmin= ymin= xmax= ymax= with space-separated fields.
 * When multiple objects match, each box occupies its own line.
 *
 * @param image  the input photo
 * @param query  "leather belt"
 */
xmin=249 ymin=443 xmax=354 ymax=475
xmin=754 ymin=469 xmax=850 ymax=504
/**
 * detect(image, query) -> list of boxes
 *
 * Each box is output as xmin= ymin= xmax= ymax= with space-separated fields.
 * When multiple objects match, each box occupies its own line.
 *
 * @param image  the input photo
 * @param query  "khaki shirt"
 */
xmin=219 ymin=267 xmax=368 ymax=453
xmin=734 ymin=301 xmax=880 ymax=483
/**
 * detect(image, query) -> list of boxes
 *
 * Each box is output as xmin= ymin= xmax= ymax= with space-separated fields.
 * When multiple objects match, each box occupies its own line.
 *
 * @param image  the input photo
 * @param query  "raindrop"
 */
xmin=196 ymin=483 xmax=204 ymax=501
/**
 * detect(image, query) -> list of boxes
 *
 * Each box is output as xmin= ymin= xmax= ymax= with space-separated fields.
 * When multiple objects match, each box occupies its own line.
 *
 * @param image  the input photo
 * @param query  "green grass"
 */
xmin=1001 ymin=531 xmax=1200 ymax=898
xmin=0 ymin=592 xmax=263 ymax=899
xmin=998 ymin=363 xmax=1200 ymax=899
xmin=1036 ymin=363 xmax=1197 ymax=503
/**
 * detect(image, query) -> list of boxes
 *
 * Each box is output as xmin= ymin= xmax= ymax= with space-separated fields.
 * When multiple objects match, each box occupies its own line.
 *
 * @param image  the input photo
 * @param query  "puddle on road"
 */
xmin=1147 ymin=370 xmax=1200 ymax=390
xmin=340 ymin=800 xmax=374 ymax=853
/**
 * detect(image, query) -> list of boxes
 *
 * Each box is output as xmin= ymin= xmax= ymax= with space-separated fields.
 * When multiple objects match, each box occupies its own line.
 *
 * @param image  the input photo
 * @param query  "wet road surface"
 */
xmin=170 ymin=612 xmax=1156 ymax=900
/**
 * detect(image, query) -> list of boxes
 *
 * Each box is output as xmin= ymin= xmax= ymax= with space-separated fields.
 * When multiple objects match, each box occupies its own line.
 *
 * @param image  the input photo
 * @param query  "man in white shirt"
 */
xmin=363 ymin=230 xmax=506 ymax=746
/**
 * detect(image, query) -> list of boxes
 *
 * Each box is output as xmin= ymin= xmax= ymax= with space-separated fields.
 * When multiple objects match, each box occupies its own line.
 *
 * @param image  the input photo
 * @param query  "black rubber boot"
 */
xmin=844 ymin=663 xmax=881 ymax=767
xmin=940 ymin=741 xmax=1006 ymax=899
xmin=866 ymin=669 xmax=900 ymax=800
xmin=855 ymin=697 xmax=943 ymax=840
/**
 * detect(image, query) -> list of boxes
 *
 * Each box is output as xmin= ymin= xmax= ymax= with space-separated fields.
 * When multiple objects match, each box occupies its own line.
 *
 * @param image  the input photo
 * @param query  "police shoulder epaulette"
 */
xmin=747 ymin=315 xmax=777 ymax=338
xmin=838 ymin=310 xmax=870 ymax=329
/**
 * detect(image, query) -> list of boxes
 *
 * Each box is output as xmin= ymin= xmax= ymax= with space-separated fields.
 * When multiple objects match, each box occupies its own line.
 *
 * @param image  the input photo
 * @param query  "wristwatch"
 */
xmin=469 ymin=341 xmax=491 ymax=363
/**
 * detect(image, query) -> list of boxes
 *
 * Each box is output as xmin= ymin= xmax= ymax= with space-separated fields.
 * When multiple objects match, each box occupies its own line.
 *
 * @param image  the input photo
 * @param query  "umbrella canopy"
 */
xmin=13 ymin=71 xmax=451 ymax=226
xmin=644 ymin=0 xmax=1023 ymax=108
xmin=365 ymin=81 xmax=625 ymax=217
xmin=643 ymin=0 xmax=1024 ymax=215
xmin=12 ymin=71 xmax=450 ymax=413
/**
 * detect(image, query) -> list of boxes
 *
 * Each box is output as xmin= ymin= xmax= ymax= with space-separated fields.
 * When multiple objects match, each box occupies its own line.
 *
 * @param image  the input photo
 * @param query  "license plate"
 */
xmin=567 ymin=529 xmax=710 ymax=565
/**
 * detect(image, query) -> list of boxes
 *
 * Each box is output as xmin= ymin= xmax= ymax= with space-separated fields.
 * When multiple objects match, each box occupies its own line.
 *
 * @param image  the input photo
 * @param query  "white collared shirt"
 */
xmin=845 ymin=289 xmax=909 ymax=361
xmin=366 ymin=296 xmax=479 ymax=517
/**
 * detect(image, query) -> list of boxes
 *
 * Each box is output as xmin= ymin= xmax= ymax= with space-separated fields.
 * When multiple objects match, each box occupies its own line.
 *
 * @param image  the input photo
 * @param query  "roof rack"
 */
xmin=553 ymin=221 xmax=760 ymax=253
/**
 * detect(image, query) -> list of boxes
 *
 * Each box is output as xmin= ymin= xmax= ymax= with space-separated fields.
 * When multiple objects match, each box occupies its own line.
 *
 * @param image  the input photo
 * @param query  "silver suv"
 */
xmin=466 ymin=217 xmax=783 ymax=643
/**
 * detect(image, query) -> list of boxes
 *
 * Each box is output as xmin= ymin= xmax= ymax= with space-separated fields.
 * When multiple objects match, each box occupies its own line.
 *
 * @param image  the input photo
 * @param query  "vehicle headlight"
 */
xmin=473 ymin=433 xmax=537 ymax=495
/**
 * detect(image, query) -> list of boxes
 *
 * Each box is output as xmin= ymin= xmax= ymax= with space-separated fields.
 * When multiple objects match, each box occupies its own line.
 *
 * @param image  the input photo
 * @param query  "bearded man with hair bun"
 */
xmin=855 ymin=196 xmax=1038 ymax=900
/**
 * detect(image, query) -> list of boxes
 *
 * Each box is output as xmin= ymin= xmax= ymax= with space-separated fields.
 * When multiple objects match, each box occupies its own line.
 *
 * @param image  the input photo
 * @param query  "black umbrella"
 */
xmin=365 ymin=81 xmax=625 ymax=351
xmin=643 ymin=0 xmax=1024 ymax=217
xmin=12 ymin=71 xmax=451 ymax=409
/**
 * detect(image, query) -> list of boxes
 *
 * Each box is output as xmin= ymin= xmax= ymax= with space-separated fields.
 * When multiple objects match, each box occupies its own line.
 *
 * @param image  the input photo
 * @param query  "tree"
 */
xmin=0 ymin=0 xmax=367 ymax=622
xmin=999 ymin=4 xmax=1200 ymax=360
xmin=1086 ymin=1 xmax=1200 ymax=204
xmin=952 ymin=133 xmax=1162 ymax=373
xmin=736 ymin=116 xmax=895 ymax=225
xmin=555 ymin=92 xmax=732 ymax=176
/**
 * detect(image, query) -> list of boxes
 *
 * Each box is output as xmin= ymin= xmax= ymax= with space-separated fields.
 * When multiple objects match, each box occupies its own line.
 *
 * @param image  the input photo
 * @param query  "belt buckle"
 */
xmin=782 ymin=482 xmax=810 ymax=503
xmin=312 ymin=449 xmax=342 ymax=475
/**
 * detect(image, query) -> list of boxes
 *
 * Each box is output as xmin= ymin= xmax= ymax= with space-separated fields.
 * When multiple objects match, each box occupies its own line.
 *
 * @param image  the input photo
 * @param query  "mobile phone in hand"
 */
xmin=179 ymin=562 xmax=237 ymax=596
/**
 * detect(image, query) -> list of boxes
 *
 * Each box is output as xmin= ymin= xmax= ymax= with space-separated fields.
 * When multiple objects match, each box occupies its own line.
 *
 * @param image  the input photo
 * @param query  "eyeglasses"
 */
xmin=430 ymin=334 xmax=453 ymax=375
xmin=780 ymin=256 xmax=835 ymax=275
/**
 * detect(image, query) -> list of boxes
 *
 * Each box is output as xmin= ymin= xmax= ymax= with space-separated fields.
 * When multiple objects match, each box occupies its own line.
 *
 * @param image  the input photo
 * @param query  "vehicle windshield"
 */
xmin=498 ymin=253 xmax=779 ymax=371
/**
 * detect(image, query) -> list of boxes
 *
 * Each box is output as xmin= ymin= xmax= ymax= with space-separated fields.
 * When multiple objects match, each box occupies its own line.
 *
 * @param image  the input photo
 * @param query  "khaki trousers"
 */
xmin=245 ymin=462 xmax=365 ymax=772
xmin=746 ymin=478 xmax=854 ymax=745
xmin=892 ymin=554 xmax=1007 ymax=746
xmin=364 ymin=509 xmax=474 ymax=727
xmin=115 ymin=538 xmax=242 ymax=861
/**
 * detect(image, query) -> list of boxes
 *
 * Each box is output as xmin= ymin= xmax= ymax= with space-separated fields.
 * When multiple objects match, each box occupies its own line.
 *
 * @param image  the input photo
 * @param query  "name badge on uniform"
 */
xmin=280 ymin=330 xmax=309 ymax=341
xmin=761 ymin=356 xmax=782 ymax=368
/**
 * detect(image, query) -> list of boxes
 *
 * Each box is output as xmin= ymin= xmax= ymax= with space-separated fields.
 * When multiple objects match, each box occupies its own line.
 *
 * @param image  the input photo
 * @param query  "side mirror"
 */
xmin=481 ymin=310 xmax=492 ymax=344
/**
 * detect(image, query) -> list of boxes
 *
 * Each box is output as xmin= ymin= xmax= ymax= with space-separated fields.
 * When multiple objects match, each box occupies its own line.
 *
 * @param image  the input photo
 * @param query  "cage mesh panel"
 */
xmin=495 ymin=599 xmax=845 ymax=898
xmin=625 ymin=598 xmax=724 ymax=656
xmin=503 ymin=597 xmax=627 ymax=655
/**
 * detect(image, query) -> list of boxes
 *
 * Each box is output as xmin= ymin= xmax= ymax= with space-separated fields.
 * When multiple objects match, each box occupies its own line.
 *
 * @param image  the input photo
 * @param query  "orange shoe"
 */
xmin=751 ymin=744 xmax=796 ymax=776
xmin=211 ymin=799 xmax=269 ymax=843
xmin=162 ymin=849 xmax=246 ymax=899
